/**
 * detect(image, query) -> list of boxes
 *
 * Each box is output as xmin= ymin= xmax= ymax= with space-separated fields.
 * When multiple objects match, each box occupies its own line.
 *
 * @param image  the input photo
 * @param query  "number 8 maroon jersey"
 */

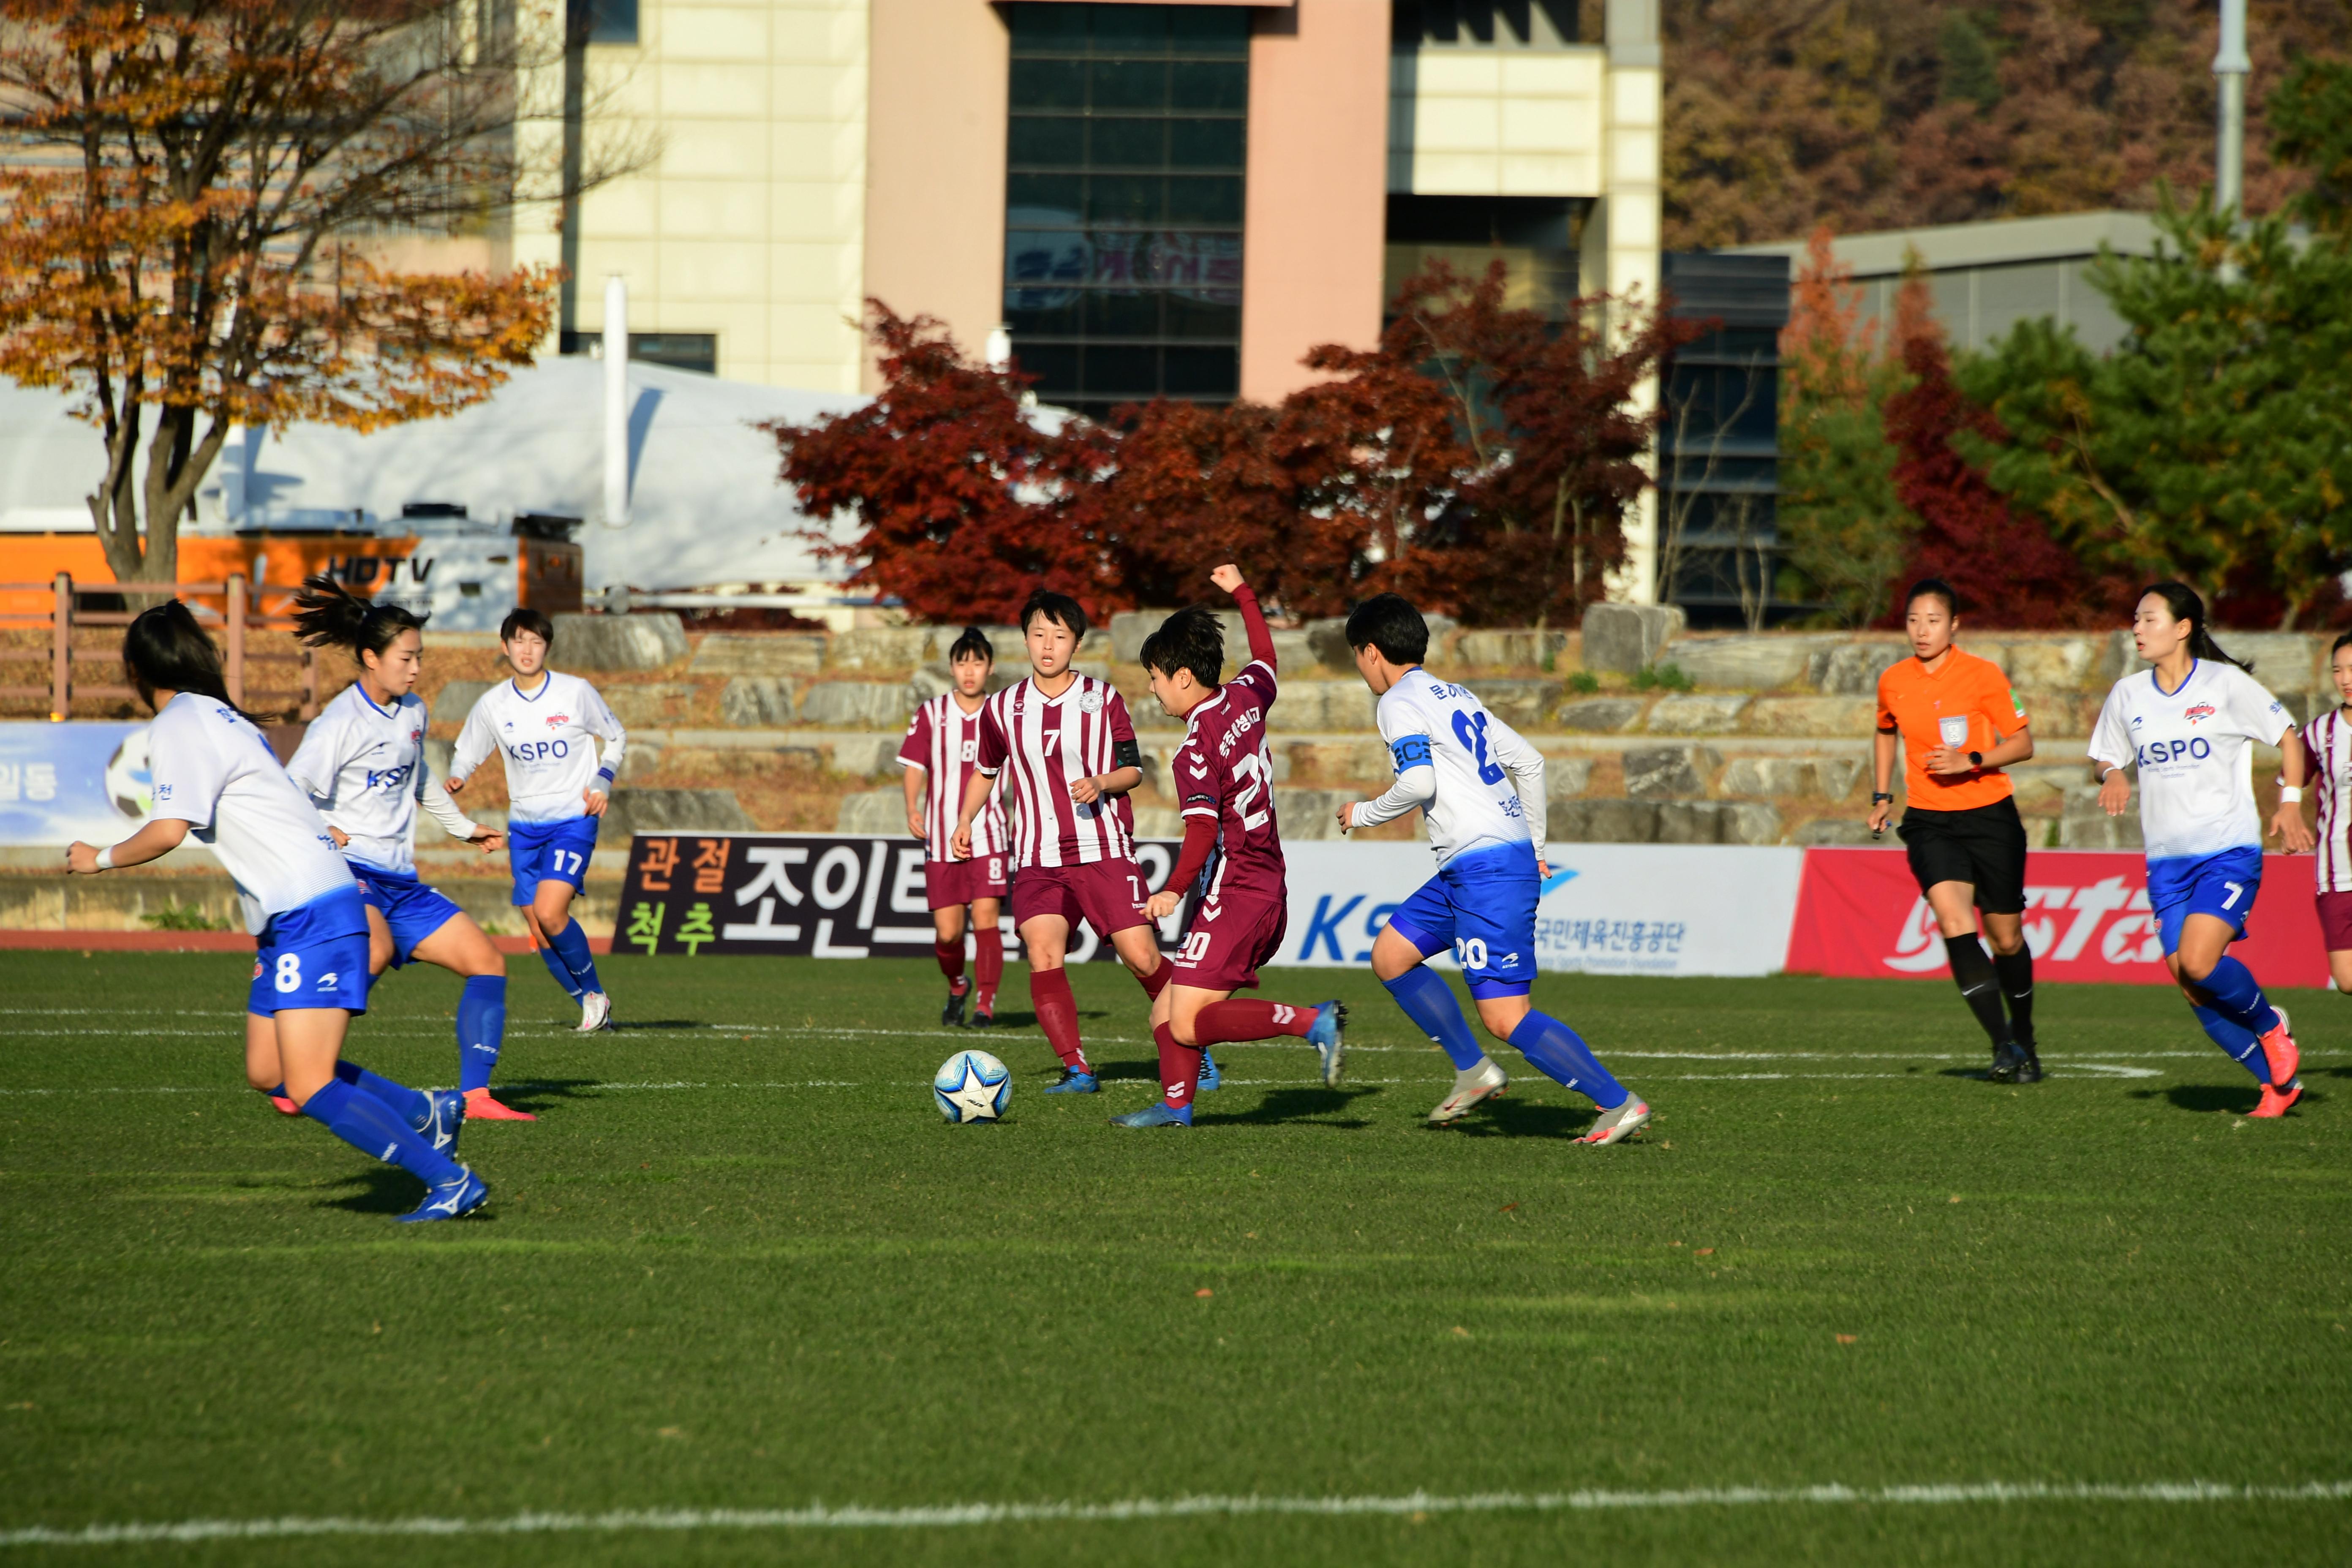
xmin=1173 ymin=656 xmax=1284 ymax=903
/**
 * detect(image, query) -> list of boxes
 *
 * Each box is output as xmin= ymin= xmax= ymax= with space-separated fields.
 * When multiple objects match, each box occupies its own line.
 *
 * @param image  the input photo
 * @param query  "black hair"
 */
xmin=1904 ymin=577 xmax=1961 ymax=617
xmin=1345 ymin=593 xmax=1429 ymax=666
xmin=2140 ymin=581 xmax=2251 ymax=672
xmin=500 ymin=606 xmax=555 ymax=645
xmin=1138 ymin=605 xmax=1223 ymax=689
xmin=121 ymin=600 xmax=263 ymax=722
xmin=2332 ymin=631 xmax=2352 ymax=662
xmin=947 ymin=626 xmax=995 ymax=665
xmin=1019 ymin=590 xmax=1087 ymax=641
xmin=292 ymin=573 xmax=425 ymax=669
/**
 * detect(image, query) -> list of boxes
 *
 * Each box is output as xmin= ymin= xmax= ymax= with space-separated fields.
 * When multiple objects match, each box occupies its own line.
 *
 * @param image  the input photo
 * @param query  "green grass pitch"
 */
xmin=1 ymin=951 xmax=2348 ymax=1566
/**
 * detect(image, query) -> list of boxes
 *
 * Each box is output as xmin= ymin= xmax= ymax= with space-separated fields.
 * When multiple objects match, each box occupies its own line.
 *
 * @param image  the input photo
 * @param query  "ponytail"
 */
xmin=293 ymin=572 xmax=424 ymax=668
xmin=121 ymin=601 xmax=264 ymax=723
xmin=2140 ymin=581 xmax=2250 ymax=673
xmin=947 ymin=625 xmax=995 ymax=666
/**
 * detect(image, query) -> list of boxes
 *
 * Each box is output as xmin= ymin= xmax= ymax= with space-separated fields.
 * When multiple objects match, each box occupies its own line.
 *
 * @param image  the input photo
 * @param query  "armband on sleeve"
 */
xmin=1389 ymin=735 xmax=1433 ymax=773
xmin=1113 ymin=738 xmax=1142 ymax=771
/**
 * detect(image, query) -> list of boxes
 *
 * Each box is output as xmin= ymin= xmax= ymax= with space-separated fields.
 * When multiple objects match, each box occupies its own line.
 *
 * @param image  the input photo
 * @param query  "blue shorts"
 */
xmin=507 ymin=816 xmax=599 ymax=906
xmin=2148 ymin=846 xmax=2263 ymax=956
xmin=1386 ymin=840 xmax=1540 ymax=998
xmin=248 ymin=886 xmax=373 ymax=1016
xmin=350 ymin=861 xmax=464 ymax=968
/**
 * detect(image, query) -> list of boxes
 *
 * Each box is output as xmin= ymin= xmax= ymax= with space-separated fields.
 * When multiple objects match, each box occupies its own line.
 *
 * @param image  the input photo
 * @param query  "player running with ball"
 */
xmin=1338 ymin=594 xmax=1651 ymax=1143
xmin=67 ymin=602 xmax=485 ymax=1222
xmin=2091 ymin=582 xmax=2312 ymax=1116
xmin=447 ymin=608 xmax=626 ymax=1032
xmin=1113 ymin=565 xmax=1345 ymax=1129
xmin=950 ymin=590 xmax=1198 ymax=1094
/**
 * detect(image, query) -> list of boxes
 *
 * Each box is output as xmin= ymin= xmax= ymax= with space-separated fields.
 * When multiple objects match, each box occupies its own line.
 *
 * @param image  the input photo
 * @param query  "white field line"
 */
xmin=3 ymin=1480 xmax=2347 ymax=1546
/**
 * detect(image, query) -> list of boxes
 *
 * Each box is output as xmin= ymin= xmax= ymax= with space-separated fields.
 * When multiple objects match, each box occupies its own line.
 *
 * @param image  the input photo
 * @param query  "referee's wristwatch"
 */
xmin=1967 ymin=750 xmax=1984 ymax=770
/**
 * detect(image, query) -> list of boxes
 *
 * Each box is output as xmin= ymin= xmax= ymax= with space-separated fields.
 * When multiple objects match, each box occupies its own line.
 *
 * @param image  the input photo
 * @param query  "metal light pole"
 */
xmin=2213 ymin=0 xmax=2249 ymax=281
xmin=602 ymin=275 xmax=629 ymax=530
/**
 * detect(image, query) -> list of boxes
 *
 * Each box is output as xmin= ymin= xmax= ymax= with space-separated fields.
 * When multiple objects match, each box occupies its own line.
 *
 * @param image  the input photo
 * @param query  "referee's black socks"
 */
xmin=1944 ymin=935 xmax=2015 ymax=1050
xmin=1992 ymin=947 xmax=2034 ymax=1047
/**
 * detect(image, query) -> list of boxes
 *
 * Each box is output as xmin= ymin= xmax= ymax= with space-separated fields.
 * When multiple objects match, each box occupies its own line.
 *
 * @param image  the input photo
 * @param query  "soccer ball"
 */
xmin=104 ymin=727 xmax=153 ymax=822
xmin=933 ymin=1049 xmax=1011 ymax=1124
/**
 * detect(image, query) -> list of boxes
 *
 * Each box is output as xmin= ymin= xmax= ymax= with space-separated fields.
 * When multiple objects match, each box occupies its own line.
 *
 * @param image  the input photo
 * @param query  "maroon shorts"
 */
xmin=1010 ymin=858 xmax=1150 ymax=938
xmin=2319 ymin=890 xmax=2352 ymax=951
xmin=1172 ymin=887 xmax=1288 ymax=994
xmin=927 ymin=855 xmax=1008 ymax=911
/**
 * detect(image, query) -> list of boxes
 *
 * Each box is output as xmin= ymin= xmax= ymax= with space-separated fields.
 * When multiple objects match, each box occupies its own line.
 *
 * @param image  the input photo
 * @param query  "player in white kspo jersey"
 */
xmin=900 ymin=626 xmax=1012 ymax=1026
xmin=286 ymin=576 xmax=533 ymax=1122
xmin=1338 ymin=593 xmax=1651 ymax=1143
xmin=447 ymin=607 xmax=626 ymax=1032
xmin=67 ymin=602 xmax=485 ymax=1222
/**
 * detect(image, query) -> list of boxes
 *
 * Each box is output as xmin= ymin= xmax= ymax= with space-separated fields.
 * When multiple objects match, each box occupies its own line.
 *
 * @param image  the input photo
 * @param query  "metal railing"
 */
xmin=0 ymin=573 xmax=318 ymax=721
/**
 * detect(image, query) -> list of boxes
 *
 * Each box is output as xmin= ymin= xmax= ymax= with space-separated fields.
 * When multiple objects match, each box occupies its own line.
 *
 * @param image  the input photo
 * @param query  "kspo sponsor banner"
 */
xmin=613 ymin=833 xmax=1193 ymax=959
xmin=0 ymin=721 xmax=149 ymax=846
xmin=1786 ymin=847 xmax=2329 ymax=988
xmin=1277 ymin=842 xmax=1806 ymax=978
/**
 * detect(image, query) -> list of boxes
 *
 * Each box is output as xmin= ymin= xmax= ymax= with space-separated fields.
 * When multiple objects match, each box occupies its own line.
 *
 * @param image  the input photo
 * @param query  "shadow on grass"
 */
xmin=1935 ymin=1066 xmax=2000 ymax=1084
xmin=498 ymin=1077 xmax=602 ymax=1112
xmin=321 ymin=1167 xmax=422 ymax=1216
xmin=605 ymin=1019 xmax=707 ymax=1032
xmin=1195 ymin=1085 xmax=1378 ymax=1130
xmin=976 ymin=1011 xmax=1035 ymax=1031
xmin=2130 ymin=1083 xmax=2261 ymax=1114
xmin=1444 ymin=1097 xmax=1597 ymax=1141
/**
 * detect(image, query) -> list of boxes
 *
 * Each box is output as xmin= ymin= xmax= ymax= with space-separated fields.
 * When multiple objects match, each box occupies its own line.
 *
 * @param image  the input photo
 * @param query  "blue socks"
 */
xmin=303 ymin=1078 xmax=461 ymax=1187
xmin=2195 ymin=955 xmax=2280 ymax=1039
xmin=537 ymin=932 xmax=584 ymax=999
xmin=2191 ymin=1003 xmax=2270 ymax=1083
xmin=1508 ymin=1010 xmax=1630 ymax=1110
xmin=544 ymin=917 xmax=602 ymax=998
xmin=332 ymin=1059 xmax=432 ymax=1128
xmin=457 ymin=975 xmax=509 ymax=1093
xmin=1383 ymin=966 xmax=1485 ymax=1070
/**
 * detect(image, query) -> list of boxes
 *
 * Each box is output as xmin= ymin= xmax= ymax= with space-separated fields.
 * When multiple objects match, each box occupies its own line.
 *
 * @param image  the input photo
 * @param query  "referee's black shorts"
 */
xmin=1896 ymin=797 xmax=2028 ymax=915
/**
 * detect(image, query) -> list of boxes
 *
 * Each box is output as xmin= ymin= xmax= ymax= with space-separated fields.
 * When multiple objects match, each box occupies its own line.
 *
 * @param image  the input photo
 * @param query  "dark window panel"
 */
xmin=1169 ymin=61 xmax=1248 ymax=111
xmin=1162 ymin=345 xmax=1239 ymax=397
xmin=1004 ymin=3 xmax=1086 ymax=49
xmin=1089 ymin=5 xmax=1167 ymax=50
xmin=1083 ymin=291 xmax=1162 ymax=336
xmin=1082 ymin=344 xmax=1161 ymax=396
xmin=1166 ymin=176 xmax=1244 ymax=225
xmin=1008 ymin=116 xmax=1084 ymax=167
xmin=1004 ymin=231 xmax=1090 ymax=293
xmin=1162 ymin=294 xmax=1241 ymax=340
xmin=1016 ymin=343 xmax=1082 ymax=393
xmin=628 ymin=332 xmax=713 ymax=374
xmin=1006 ymin=172 xmax=1083 ymax=216
xmin=1009 ymin=57 xmax=1085 ymax=110
xmin=1004 ymin=299 xmax=1086 ymax=338
xmin=1169 ymin=118 xmax=1245 ymax=169
xmin=1087 ymin=175 xmax=1163 ymax=224
xmin=1165 ymin=6 xmax=1251 ymax=50
xmin=1089 ymin=117 xmax=1167 ymax=169
xmin=1090 ymin=59 xmax=1168 ymax=110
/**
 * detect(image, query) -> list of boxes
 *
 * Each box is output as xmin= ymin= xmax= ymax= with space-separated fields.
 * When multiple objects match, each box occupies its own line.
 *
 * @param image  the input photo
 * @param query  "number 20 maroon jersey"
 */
xmin=1172 ymin=657 xmax=1284 ymax=903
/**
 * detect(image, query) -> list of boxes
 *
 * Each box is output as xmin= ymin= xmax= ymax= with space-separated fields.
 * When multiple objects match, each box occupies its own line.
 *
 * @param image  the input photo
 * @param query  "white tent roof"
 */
xmin=0 ymin=358 xmax=869 ymax=593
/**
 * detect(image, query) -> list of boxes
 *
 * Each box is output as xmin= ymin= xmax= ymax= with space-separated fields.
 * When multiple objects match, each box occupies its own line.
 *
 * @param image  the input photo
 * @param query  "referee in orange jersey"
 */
xmin=1867 ymin=578 xmax=2042 ymax=1083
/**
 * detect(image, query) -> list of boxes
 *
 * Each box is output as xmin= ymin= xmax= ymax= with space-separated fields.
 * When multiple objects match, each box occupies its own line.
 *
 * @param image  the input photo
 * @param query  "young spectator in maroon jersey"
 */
xmin=1113 ymin=565 xmax=1347 ymax=1129
xmin=899 ymin=627 xmax=1010 ymax=1027
xmin=950 ymin=591 xmax=1176 ymax=1093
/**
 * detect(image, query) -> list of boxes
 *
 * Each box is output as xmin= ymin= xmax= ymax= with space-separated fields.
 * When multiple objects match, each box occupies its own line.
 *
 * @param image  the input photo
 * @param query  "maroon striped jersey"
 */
xmin=975 ymin=672 xmax=1137 ymax=868
xmin=1173 ymin=656 xmax=1284 ymax=902
xmin=897 ymin=692 xmax=1008 ymax=862
xmin=2306 ymin=707 xmax=2352 ymax=893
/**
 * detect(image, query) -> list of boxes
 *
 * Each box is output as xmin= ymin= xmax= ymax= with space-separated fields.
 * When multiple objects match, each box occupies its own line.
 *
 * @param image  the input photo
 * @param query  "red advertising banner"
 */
xmin=1786 ymin=847 xmax=2329 ymax=988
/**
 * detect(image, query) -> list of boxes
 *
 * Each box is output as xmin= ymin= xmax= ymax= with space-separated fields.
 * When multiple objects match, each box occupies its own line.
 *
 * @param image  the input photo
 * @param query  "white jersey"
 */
xmin=2303 ymin=707 xmax=2352 ymax=893
xmin=285 ymin=683 xmax=480 ymax=878
xmin=144 ymin=691 xmax=355 ymax=934
xmin=449 ymin=671 xmax=626 ymax=826
xmin=2088 ymin=659 xmax=2292 ymax=866
xmin=1353 ymin=667 xmax=1546 ymax=867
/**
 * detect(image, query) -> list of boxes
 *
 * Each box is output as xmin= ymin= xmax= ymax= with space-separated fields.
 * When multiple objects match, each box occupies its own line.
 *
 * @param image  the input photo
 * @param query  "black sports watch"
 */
xmin=1871 ymin=791 xmax=1895 ymax=804
xmin=1967 ymin=750 xmax=1984 ymax=769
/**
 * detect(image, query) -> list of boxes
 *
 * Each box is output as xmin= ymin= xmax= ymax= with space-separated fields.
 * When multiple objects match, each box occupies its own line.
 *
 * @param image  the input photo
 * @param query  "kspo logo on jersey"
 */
xmin=505 ymin=739 xmax=572 ymax=763
xmin=364 ymin=761 xmax=414 ymax=792
xmin=2138 ymin=736 xmax=2213 ymax=766
xmin=1885 ymin=874 xmax=2165 ymax=972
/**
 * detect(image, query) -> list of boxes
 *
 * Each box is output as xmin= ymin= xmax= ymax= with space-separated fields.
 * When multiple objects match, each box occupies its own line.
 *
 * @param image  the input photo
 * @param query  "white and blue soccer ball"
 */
xmin=934 ymin=1049 xmax=1011 ymax=1124
xmin=104 ymin=726 xmax=152 ymax=822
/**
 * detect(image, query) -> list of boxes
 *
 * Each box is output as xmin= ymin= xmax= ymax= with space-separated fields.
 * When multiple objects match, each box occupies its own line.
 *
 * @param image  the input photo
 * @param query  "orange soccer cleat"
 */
xmin=267 ymin=1093 xmax=299 ymax=1116
xmin=463 ymin=1088 xmax=537 ymax=1122
xmin=2256 ymin=1014 xmax=2300 ymax=1093
xmin=2249 ymin=1081 xmax=2303 ymax=1119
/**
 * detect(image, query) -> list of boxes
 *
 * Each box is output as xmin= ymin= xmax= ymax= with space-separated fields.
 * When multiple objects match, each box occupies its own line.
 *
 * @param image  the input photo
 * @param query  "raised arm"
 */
xmin=1212 ymin=564 xmax=1276 ymax=670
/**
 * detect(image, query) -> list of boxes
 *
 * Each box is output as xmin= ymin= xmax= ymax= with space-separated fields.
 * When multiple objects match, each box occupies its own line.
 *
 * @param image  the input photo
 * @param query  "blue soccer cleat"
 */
xmin=416 ymin=1089 xmax=466 ymax=1154
xmin=397 ymin=1168 xmax=489 ymax=1223
xmin=1043 ymin=1067 xmax=1099 ymax=1094
xmin=1306 ymin=1001 xmax=1348 ymax=1088
xmin=1197 ymin=1049 xmax=1221 ymax=1093
xmin=1111 ymin=1101 xmax=1192 ymax=1128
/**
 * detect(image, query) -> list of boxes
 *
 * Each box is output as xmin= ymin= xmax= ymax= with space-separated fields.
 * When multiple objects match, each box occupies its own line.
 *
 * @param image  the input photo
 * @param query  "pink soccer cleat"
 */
xmin=463 ymin=1088 xmax=537 ymax=1122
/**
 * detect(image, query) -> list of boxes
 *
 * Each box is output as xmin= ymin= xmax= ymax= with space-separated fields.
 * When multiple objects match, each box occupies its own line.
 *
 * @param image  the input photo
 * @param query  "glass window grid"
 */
xmin=1004 ymin=3 xmax=1247 ymax=410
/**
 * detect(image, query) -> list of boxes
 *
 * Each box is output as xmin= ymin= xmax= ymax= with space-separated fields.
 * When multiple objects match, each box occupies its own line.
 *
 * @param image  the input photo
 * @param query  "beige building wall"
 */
xmin=566 ymin=0 xmax=871 ymax=392
xmin=1238 ymin=0 xmax=1390 ymax=403
xmin=862 ymin=0 xmax=1010 ymax=390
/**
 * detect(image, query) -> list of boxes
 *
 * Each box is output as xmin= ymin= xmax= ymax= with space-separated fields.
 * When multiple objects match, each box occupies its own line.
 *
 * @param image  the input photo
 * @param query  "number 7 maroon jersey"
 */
xmin=1173 ymin=655 xmax=1284 ymax=902
xmin=975 ymin=672 xmax=1138 ymax=868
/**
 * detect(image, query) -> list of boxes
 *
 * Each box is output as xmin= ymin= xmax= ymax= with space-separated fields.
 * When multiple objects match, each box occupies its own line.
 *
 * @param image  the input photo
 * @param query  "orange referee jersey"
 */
xmin=1876 ymin=646 xmax=2028 ymax=811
